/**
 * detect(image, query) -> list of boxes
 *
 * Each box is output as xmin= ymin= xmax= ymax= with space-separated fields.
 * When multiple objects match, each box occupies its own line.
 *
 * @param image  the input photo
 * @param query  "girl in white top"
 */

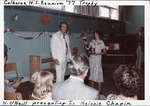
xmin=31 ymin=71 xmax=54 ymax=100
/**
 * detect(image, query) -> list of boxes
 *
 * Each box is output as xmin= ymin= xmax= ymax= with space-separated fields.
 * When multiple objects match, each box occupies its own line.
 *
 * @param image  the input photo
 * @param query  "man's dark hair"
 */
xmin=59 ymin=21 xmax=69 ymax=32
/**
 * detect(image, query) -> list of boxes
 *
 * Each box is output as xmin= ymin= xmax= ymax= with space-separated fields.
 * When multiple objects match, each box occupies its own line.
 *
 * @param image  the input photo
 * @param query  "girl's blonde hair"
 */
xmin=31 ymin=71 xmax=54 ymax=99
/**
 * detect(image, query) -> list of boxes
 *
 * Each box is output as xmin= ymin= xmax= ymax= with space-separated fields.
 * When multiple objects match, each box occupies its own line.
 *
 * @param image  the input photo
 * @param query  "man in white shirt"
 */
xmin=51 ymin=22 xmax=71 ymax=82
xmin=52 ymin=55 xmax=99 ymax=100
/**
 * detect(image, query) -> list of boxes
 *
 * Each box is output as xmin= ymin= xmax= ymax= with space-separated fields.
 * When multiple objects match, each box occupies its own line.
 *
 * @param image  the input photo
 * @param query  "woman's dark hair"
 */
xmin=93 ymin=30 xmax=101 ymax=40
xmin=59 ymin=21 xmax=69 ymax=32
xmin=113 ymin=65 xmax=141 ymax=97
xmin=16 ymin=81 xmax=35 ymax=100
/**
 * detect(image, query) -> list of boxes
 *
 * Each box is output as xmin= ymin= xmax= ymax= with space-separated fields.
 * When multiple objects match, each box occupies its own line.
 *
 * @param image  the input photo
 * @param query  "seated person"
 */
xmin=107 ymin=65 xmax=141 ymax=100
xmin=30 ymin=71 xmax=54 ymax=100
xmin=4 ymin=44 xmax=21 ymax=92
xmin=52 ymin=55 xmax=99 ymax=100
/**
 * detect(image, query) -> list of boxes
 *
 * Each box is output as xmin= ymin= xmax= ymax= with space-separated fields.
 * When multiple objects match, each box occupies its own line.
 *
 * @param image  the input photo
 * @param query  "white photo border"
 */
xmin=0 ymin=0 xmax=150 ymax=105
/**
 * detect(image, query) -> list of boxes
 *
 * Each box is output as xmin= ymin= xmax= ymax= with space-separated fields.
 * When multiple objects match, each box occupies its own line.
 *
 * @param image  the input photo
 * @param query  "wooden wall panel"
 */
xmin=29 ymin=56 xmax=41 ymax=78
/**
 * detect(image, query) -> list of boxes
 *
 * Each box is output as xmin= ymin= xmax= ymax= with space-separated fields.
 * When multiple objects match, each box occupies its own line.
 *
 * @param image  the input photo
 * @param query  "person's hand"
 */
xmin=96 ymin=53 xmax=101 ymax=55
xmin=67 ymin=58 xmax=72 ymax=64
xmin=95 ymin=53 xmax=102 ymax=55
xmin=55 ymin=59 xmax=60 ymax=65
xmin=95 ymin=53 xmax=98 ymax=56
xmin=91 ymin=53 xmax=97 ymax=56
xmin=12 ymin=81 xmax=21 ymax=89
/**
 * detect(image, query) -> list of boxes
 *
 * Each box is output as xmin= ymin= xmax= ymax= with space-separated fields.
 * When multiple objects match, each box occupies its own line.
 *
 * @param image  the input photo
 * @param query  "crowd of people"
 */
xmin=4 ymin=21 xmax=142 ymax=100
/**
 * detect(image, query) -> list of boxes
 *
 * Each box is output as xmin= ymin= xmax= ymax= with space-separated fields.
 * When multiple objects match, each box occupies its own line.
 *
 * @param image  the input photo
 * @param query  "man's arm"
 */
xmin=66 ymin=35 xmax=72 ymax=60
xmin=51 ymin=35 xmax=60 ymax=65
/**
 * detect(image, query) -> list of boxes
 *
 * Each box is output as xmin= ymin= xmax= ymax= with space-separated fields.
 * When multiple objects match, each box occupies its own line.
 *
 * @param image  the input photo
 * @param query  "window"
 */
xmin=99 ymin=5 xmax=119 ymax=20
xmin=65 ymin=5 xmax=74 ymax=13
xmin=36 ymin=5 xmax=119 ymax=20
xmin=99 ymin=7 xmax=110 ymax=18
xmin=37 ymin=5 xmax=65 ymax=11
xmin=111 ymin=9 xmax=119 ymax=20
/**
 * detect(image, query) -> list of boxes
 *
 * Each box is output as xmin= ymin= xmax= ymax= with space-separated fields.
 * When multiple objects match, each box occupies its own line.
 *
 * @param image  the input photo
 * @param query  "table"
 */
xmin=103 ymin=54 xmax=135 ymax=64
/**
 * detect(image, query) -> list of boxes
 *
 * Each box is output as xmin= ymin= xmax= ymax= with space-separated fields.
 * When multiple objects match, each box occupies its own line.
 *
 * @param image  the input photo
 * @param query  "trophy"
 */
xmin=91 ymin=42 xmax=96 ymax=55
xmin=83 ymin=38 xmax=91 ymax=56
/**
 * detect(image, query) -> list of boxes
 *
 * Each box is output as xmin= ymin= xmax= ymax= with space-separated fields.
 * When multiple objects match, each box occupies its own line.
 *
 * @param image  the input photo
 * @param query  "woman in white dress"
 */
xmin=85 ymin=30 xmax=106 ymax=93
